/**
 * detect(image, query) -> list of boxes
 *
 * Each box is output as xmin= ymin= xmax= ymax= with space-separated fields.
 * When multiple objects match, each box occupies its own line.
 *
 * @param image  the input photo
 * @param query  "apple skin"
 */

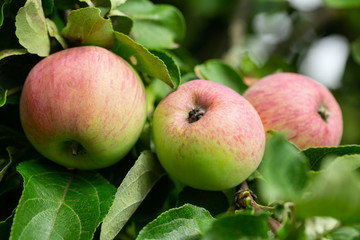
xmin=20 ymin=46 xmax=147 ymax=170
xmin=152 ymin=79 xmax=265 ymax=191
xmin=243 ymin=72 xmax=343 ymax=149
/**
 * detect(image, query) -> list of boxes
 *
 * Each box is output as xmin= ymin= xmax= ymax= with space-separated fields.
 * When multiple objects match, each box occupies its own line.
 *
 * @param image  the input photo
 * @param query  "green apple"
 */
xmin=152 ymin=79 xmax=266 ymax=191
xmin=244 ymin=72 xmax=343 ymax=149
xmin=20 ymin=46 xmax=147 ymax=170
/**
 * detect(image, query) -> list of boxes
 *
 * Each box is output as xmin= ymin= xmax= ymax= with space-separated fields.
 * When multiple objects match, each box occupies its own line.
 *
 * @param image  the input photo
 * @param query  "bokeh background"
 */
xmin=154 ymin=0 xmax=360 ymax=145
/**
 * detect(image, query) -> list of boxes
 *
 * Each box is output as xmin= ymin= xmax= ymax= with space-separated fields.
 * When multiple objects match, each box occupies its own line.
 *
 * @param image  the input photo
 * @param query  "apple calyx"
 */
xmin=317 ymin=105 xmax=329 ymax=123
xmin=188 ymin=106 xmax=206 ymax=123
xmin=68 ymin=141 xmax=86 ymax=156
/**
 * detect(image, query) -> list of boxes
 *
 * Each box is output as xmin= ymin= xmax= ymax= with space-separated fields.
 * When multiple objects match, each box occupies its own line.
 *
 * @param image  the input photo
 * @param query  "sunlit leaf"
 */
xmin=62 ymin=7 xmax=114 ymax=49
xmin=137 ymin=204 xmax=215 ymax=240
xmin=0 ymin=49 xmax=27 ymax=60
xmin=112 ymin=32 xmax=180 ymax=88
xmin=15 ymin=0 xmax=50 ymax=57
xmin=100 ymin=151 xmax=165 ymax=240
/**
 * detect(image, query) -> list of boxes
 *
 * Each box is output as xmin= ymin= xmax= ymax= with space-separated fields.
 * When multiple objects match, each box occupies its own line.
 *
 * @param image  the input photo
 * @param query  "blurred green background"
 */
xmin=154 ymin=0 xmax=360 ymax=145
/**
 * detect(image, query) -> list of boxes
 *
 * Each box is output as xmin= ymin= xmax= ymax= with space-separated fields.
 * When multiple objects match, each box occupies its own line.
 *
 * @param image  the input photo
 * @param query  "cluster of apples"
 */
xmin=20 ymin=46 xmax=343 ymax=191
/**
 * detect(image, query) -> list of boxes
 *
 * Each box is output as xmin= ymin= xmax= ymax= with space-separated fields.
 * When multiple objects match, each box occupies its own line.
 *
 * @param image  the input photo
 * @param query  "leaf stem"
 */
xmin=6 ymin=86 xmax=23 ymax=97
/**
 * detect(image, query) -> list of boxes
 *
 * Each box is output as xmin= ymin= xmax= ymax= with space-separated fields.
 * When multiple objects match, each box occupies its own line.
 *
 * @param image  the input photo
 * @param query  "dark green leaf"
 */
xmin=109 ymin=12 xmax=133 ymax=35
xmin=302 ymin=145 xmax=360 ymax=170
xmin=195 ymin=59 xmax=248 ymax=94
xmin=15 ymin=0 xmax=50 ymax=57
xmin=116 ymin=0 xmax=185 ymax=49
xmin=80 ymin=0 xmax=112 ymax=16
xmin=62 ymin=7 xmax=114 ymax=49
xmin=0 ymin=86 xmax=6 ymax=107
xmin=100 ymin=151 xmax=165 ymax=240
xmin=10 ymin=160 xmax=116 ymax=240
xmin=112 ymin=32 xmax=180 ymax=88
xmin=42 ymin=0 xmax=54 ymax=16
xmin=137 ymin=204 xmax=215 ymax=240
xmin=0 ymin=213 xmax=13 ymax=239
xmin=351 ymin=38 xmax=360 ymax=65
xmin=0 ymin=147 xmax=13 ymax=183
xmin=323 ymin=0 xmax=360 ymax=8
xmin=295 ymin=155 xmax=360 ymax=224
xmin=0 ymin=2 xmax=7 ymax=29
xmin=203 ymin=213 xmax=270 ymax=240
xmin=258 ymin=133 xmax=309 ymax=202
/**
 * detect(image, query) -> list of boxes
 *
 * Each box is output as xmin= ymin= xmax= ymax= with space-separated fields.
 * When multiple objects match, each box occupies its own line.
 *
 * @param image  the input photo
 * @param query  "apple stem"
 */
xmin=188 ymin=106 xmax=206 ymax=123
xmin=317 ymin=105 xmax=329 ymax=122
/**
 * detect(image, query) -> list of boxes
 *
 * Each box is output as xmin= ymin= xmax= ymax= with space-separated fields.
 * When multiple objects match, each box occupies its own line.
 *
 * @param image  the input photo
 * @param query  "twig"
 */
xmin=230 ymin=181 xmax=283 ymax=235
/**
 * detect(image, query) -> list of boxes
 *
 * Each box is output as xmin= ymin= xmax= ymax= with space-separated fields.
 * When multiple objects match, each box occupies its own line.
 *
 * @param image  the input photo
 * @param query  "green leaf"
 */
xmin=62 ymin=7 xmax=114 ymax=49
xmin=116 ymin=0 xmax=185 ymax=49
xmin=45 ymin=18 xmax=67 ymax=49
xmin=0 ymin=87 xmax=6 ymax=107
xmin=42 ymin=0 xmax=54 ymax=16
xmin=10 ymin=160 xmax=116 ymax=240
xmin=0 ymin=213 xmax=13 ymax=239
xmin=15 ymin=0 xmax=50 ymax=57
xmin=0 ymin=49 xmax=27 ymax=60
xmin=100 ymin=151 xmax=165 ymax=240
xmin=137 ymin=204 xmax=215 ymax=240
xmin=112 ymin=32 xmax=180 ymax=88
xmin=351 ymin=38 xmax=360 ymax=65
xmin=108 ymin=10 xmax=133 ymax=35
xmin=302 ymin=145 xmax=360 ymax=170
xmin=110 ymin=0 xmax=127 ymax=10
xmin=79 ymin=0 xmax=112 ymax=16
xmin=330 ymin=225 xmax=360 ymax=240
xmin=323 ymin=0 xmax=360 ymax=8
xmin=195 ymin=59 xmax=248 ymax=94
xmin=258 ymin=133 xmax=309 ymax=202
xmin=202 ymin=213 xmax=271 ymax=240
xmin=0 ymin=2 xmax=7 ymax=29
xmin=295 ymin=155 xmax=360 ymax=224
xmin=0 ymin=147 xmax=13 ymax=183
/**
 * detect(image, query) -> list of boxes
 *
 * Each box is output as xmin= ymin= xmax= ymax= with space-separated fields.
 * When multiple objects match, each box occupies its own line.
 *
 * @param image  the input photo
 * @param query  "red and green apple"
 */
xmin=20 ymin=46 xmax=147 ymax=170
xmin=152 ymin=79 xmax=266 ymax=191
xmin=244 ymin=72 xmax=343 ymax=149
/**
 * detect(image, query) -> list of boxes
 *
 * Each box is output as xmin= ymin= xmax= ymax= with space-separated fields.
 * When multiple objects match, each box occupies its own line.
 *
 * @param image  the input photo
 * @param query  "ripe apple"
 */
xmin=20 ymin=46 xmax=147 ymax=170
xmin=243 ymin=72 xmax=343 ymax=149
xmin=152 ymin=79 xmax=266 ymax=191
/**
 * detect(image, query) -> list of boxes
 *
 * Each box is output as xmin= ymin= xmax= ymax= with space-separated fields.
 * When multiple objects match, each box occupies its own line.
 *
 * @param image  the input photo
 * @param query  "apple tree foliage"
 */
xmin=1 ymin=0 xmax=360 ymax=239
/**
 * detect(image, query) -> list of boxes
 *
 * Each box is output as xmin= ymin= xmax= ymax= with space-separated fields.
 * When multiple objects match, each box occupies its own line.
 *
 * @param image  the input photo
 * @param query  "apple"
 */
xmin=20 ymin=46 xmax=147 ymax=170
xmin=152 ymin=79 xmax=266 ymax=191
xmin=243 ymin=72 xmax=343 ymax=149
